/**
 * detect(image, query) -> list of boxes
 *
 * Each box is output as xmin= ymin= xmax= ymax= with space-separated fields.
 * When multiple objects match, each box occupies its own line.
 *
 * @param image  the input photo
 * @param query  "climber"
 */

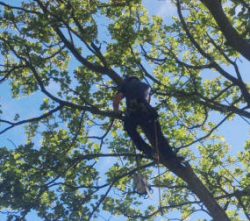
xmin=113 ymin=75 xmax=184 ymax=162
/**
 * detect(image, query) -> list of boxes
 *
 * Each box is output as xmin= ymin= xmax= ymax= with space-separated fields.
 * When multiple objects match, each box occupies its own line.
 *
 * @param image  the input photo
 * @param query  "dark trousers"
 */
xmin=124 ymin=107 xmax=176 ymax=159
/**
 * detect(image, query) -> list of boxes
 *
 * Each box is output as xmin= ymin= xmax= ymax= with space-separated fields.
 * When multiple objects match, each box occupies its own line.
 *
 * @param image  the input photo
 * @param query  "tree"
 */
xmin=0 ymin=0 xmax=249 ymax=220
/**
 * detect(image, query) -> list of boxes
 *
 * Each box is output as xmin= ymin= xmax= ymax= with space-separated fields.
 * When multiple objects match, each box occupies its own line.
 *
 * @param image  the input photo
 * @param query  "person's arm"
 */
xmin=113 ymin=92 xmax=124 ymax=112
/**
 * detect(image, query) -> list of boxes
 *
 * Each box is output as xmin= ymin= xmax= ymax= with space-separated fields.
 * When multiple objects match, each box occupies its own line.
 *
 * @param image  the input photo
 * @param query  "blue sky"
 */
xmin=0 ymin=0 xmax=249 ymax=220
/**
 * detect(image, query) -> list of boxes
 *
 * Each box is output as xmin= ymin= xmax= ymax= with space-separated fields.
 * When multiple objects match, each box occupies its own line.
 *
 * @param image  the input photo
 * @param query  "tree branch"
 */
xmin=0 ymin=105 xmax=63 ymax=135
xmin=200 ymin=0 xmax=250 ymax=61
xmin=34 ymin=0 xmax=123 ymax=86
xmin=176 ymin=0 xmax=250 ymax=105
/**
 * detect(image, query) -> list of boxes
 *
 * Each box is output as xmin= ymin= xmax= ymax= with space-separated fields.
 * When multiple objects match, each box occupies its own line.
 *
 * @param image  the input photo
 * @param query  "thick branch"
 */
xmin=176 ymin=0 xmax=250 ymax=104
xmin=200 ymin=0 xmax=250 ymax=61
xmin=34 ymin=0 xmax=123 ymax=86
xmin=159 ymin=159 xmax=230 ymax=221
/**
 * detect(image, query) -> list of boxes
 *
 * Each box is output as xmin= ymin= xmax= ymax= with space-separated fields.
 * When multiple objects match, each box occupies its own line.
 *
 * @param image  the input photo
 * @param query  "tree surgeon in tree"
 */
xmin=113 ymin=76 xmax=184 ymax=163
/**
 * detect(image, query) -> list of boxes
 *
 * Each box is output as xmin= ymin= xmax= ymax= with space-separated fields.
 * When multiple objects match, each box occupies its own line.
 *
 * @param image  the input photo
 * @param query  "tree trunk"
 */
xmin=160 ymin=157 xmax=231 ymax=221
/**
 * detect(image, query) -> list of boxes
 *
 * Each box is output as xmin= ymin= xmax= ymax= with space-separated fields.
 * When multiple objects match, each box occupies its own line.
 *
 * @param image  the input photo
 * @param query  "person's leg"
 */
xmin=124 ymin=115 xmax=154 ymax=157
xmin=140 ymin=118 xmax=176 ymax=159
xmin=153 ymin=120 xmax=177 ymax=157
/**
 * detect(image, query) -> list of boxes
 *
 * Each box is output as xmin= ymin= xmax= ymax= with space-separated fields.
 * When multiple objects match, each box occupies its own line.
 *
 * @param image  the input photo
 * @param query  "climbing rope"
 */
xmin=154 ymin=119 xmax=163 ymax=215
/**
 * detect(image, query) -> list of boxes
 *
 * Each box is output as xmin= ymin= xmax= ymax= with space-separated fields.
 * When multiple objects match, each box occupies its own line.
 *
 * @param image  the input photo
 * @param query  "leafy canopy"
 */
xmin=0 ymin=0 xmax=249 ymax=220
